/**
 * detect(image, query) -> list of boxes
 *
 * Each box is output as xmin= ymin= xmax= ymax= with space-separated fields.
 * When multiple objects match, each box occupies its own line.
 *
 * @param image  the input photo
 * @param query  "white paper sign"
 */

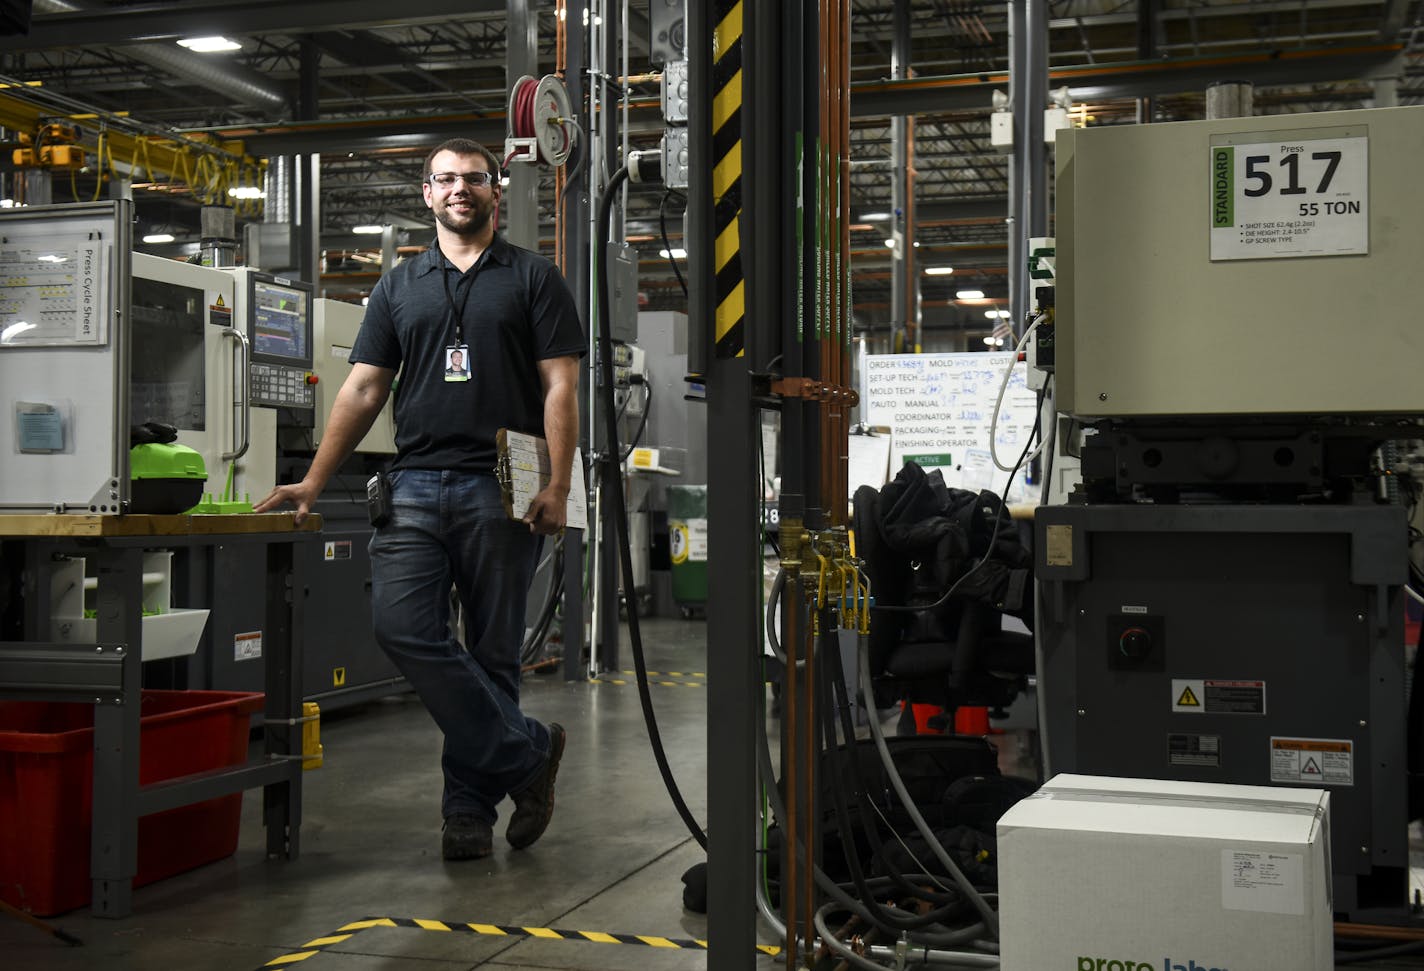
xmin=1209 ymin=133 xmax=1368 ymax=260
xmin=1222 ymin=850 xmax=1305 ymax=916
xmin=863 ymin=352 xmax=1035 ymax=503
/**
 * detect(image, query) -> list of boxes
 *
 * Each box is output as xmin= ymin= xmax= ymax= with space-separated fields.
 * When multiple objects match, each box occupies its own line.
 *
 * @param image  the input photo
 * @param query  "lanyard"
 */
xmin=438 ymin=248 xmax=477 ymax=345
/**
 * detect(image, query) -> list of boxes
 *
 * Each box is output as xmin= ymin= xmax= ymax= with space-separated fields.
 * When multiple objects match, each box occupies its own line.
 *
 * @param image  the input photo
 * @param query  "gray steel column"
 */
xmin=890 ymin=0 xmax=910 ymax=348
xmin=1025 ymin=1 xmax=1048 ymax=239
xmin=596 ymin=0 xmax=621 ymax=673
xmin=1136 ymin=0 xmax=1157 ymax=124
xmin=379 ymin=225 xmax=397 ymax=274
xmin=1009 ymin=0 xmax=1047 ymax=330
xmin=89 ymin=546 xmax=143 ymax=917
xmin=1205 ymin=81 xmax=1254 ymax=120
xmin=296 ymin=39 xmax=320 ymax=292
xmin=505 ymin=0 xmax=539 ymax=250
xmin=562 ymin=0 xmax=590 ymax=680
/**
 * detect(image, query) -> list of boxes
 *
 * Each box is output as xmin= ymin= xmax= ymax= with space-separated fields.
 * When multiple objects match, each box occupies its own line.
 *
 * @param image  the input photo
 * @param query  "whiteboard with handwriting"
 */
xmin=862 ymin=352 xmax=1037 ymax=504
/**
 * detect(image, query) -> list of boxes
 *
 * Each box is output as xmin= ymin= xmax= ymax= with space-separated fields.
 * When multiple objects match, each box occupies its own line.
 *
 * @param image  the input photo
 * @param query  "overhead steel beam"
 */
xmin=1 ymin=0 xmax=505 ymax=51
xmin=240 ymin=119 xmax=508 ymax=156
xmin=1048 ymin=0 xmax=1400 ymax=32
xmin=229 ymin=106 xmax=666 ymax=156
xmin=850 ymin=44 xmax=1405 ymax=116
xmin=308 ymin=31 xmax=413 ymax=68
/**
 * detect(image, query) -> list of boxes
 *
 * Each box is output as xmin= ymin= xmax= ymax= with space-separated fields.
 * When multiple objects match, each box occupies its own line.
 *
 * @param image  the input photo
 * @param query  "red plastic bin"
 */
xmin=0 ymin=689 xmax=264 ymax=916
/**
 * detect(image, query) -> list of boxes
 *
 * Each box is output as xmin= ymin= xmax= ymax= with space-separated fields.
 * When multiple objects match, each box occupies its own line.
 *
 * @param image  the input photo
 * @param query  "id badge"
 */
xmin=444 ymin=344 xmax=471 ymax=382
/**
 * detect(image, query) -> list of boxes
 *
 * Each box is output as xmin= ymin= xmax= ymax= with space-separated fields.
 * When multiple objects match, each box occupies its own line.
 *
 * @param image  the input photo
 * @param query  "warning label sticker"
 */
xmin=1171 ymin=678 xmax=1266 ymax=715
xmin=1169 ymin=733 xmax=1221 ymax=768
xmin=1270 ymin=736 xmax=1353 ymax=786
xmin=234 ymin=630 xmax=263 ymax=662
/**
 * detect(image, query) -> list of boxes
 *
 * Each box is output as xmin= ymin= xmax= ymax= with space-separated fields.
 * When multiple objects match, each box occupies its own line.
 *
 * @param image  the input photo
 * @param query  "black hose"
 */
xmin=618 ymin=379 xmax=653 ymax=460
xmin=755 ymin=696 xmax=986 ymax=942
xmin=597 ymin=164 xmax=707 ymax=850
xmin=659 ymin=188 xmax=689 ymax=299
xmin=822 ymin=618 xmax=971 ymax=913
xmin=814 ymin=611 xmax=974 ymax=930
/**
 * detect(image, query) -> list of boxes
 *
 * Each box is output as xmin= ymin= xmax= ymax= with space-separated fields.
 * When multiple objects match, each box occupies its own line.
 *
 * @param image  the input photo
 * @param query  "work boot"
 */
xmin=442 ymin=813 xmax=493 ymax=860
xmin=506 ymin=723 xmax=566 ymax=849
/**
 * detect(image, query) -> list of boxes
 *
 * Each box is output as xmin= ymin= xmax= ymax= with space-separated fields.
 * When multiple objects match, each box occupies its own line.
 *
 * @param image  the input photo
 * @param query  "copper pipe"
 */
xmin=808 ymin=600 xmax=820 ymax=962
xmin=783 ymin=573 xmax=800 ymax=971
xmin=819 ymin=0 xmax=834 ymax=531
xmin=1334 ymin=922 xmax=1424 ymax=942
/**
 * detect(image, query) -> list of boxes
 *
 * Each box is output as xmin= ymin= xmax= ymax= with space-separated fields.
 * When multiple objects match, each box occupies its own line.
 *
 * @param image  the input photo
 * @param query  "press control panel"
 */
xmin=251 ymin=362 xmax=315 ymax=409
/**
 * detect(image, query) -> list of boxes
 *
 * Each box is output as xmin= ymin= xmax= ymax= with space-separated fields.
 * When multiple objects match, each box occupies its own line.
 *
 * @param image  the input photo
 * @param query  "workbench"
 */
xmin=0 ymin=512 xmax=321 ymax=918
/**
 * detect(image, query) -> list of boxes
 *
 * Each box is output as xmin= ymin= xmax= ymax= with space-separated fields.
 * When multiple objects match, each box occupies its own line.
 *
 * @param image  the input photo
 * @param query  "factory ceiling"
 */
xmin=0 ymin=0 xmax=1419 ymax=331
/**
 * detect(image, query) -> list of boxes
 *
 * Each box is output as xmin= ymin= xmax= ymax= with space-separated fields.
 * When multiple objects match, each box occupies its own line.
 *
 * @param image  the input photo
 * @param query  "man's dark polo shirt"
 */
xmin=350 ymin=235 xmax=585 ymax=473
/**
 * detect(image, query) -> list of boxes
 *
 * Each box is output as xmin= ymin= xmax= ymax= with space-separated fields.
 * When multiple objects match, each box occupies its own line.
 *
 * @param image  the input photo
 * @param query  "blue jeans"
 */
xmin=369 ymin=469 xmax=551 ymax=824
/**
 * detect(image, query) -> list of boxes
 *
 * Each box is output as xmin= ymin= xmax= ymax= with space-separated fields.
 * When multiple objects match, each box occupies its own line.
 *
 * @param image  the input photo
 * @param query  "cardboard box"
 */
xmin=998 ymin=774 xmax=1331 ymax=971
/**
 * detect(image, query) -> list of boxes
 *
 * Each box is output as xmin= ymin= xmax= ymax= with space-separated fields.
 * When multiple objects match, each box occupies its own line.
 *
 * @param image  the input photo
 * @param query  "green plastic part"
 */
xmin=130 ymin=443 xmax=207 ymax=481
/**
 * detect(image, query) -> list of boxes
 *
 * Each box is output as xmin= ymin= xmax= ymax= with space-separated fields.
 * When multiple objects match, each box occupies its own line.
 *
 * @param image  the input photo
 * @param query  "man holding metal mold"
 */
xmin=255 ymin=137 xmax=584 ymax=861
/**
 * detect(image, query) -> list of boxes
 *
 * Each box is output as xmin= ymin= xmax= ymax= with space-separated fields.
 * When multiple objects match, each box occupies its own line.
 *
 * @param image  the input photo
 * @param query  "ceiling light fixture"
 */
xmin=659 ymin=248 xmax=687 ymax=259
xmin=924 ymin=266 xmax=954 ymax=276
xmin=351 ymin=225 xmax=386 ymax=235
xmin=142 ymin=233 xmax=175 ymax=244
xmin=176 ymin=36 xmax=243 ymax=53
xmin=228 ymin=186 xmax=263 ymax=199
xmin=956 ymin=289 xmax=985 ymax=300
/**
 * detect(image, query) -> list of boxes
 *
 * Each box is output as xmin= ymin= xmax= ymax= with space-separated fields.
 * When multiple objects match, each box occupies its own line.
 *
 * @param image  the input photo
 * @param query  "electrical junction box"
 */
xmin=998 ymin=774 xmax=1332 ymax=971
xmin=662 ymin=59 xmax=689 ymax=124
xmin=662 ymin=126 xmax=689 ymax=190
xmin=990 ymin=110 xmax=1013 ymax=151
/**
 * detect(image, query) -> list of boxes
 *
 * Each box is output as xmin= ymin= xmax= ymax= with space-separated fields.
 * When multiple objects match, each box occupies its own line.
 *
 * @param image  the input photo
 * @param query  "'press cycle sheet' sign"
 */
xmin=1209 ymin=128 xmax=1368 ymax=261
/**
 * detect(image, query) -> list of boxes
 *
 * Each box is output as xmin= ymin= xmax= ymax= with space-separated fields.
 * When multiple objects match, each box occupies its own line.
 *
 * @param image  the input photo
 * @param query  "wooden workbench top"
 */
xmin=0 ymin=512 xmax=324 ymax=538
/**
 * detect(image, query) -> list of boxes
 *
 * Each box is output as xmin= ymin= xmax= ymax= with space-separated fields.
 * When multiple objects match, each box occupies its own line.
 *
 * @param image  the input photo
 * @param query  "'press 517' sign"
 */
xmin=1208 ymin=130 xmax=1368 ymax=261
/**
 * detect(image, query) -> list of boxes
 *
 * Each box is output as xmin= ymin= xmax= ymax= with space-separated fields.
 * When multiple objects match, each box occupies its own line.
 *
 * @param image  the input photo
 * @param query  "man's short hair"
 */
xmin=423 ymin=139 xmax=501 ymax=183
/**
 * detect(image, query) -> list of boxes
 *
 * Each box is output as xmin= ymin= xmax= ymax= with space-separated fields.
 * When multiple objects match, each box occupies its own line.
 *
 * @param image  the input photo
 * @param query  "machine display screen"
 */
xmin=251 ymin=279 xmax=310 ymax=363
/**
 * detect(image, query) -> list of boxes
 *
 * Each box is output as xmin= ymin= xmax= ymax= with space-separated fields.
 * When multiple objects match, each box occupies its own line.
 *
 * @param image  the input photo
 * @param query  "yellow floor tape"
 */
xmin=258 ymin=916 xmax=781 ymax=967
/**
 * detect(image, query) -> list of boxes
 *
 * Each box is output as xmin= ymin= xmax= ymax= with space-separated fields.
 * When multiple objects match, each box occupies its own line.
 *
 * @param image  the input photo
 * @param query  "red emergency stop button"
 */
xmin=306 ymin=373 xmax=319 ymax=385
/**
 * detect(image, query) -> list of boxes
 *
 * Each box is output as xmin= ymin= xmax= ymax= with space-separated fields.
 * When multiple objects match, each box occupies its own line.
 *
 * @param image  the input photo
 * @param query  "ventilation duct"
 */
xmin=33 ymin=0 xmax=288 ymax=113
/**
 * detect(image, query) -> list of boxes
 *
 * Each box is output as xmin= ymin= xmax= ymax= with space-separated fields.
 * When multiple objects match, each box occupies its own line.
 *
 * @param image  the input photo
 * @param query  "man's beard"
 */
xmin=435 ymin=196 xmax=495 ymax=237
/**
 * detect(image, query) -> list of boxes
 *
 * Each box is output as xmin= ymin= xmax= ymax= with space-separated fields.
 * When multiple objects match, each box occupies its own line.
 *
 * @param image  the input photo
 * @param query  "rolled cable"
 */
xmin=858 ymin=633 xmax=1001 ymax=937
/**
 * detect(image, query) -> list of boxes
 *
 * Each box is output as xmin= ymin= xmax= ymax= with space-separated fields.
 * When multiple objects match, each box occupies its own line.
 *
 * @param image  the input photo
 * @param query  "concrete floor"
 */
xmin=3 ymin=616 xmax=772 ymax=971
xmin=4 ymin=615 xmax=1424 ymax=969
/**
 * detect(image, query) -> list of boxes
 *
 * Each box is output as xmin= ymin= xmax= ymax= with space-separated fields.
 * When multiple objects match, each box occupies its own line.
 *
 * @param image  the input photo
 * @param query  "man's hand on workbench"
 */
xmin=253 ymin=480 xmax=323 ymax=525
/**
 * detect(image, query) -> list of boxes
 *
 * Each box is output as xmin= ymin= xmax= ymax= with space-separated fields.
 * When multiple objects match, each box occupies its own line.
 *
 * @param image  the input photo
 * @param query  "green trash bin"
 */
xmin=667 ymin=485 xmax=708 ymax=618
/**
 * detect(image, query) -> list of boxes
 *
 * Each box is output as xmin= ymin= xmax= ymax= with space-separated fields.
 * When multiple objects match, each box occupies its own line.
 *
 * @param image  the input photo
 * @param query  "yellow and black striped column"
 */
xmin=711 ymin=0 xmax=744 ymax=359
